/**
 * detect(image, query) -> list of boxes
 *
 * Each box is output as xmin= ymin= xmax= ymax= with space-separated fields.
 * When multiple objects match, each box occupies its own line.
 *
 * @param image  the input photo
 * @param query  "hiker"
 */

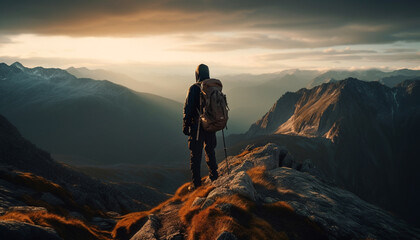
xmin=183 ymin=64 xmax=228 ymax=191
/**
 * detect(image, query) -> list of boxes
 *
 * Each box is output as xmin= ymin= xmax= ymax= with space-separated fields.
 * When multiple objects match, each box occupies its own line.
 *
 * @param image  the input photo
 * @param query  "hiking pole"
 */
xmin=222 ymin=128 xmax=230 ymax=174
xmin=196 ymin=84 xmax=203 ymax=141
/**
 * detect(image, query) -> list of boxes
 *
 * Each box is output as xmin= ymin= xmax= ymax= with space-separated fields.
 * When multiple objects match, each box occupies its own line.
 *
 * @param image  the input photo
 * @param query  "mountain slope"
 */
xmin=66 ymin=67 xmax=156 ymax=94
xmin=0 ymin=62 xmax=187 ymax=165
xmin=0 ymin=113 xmax=173 ymax=239
xmin=0 ymin=113 xmax=170 ymax=212
xmin=114 ymin=144 xmax=419 ymax=240
xmin=226 ymin=70 xmax=320 ymax=133
xmin=246 ymin=78 xmax=420 ymax=226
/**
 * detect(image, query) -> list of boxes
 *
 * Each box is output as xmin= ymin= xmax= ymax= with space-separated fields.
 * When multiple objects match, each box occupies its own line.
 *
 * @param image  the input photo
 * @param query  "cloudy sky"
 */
xmin=0 ymin=0 xmax=419 ymax=74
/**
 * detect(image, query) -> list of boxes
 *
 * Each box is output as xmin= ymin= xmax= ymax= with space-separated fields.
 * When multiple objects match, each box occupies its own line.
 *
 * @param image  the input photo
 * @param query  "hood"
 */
xmin=195 ymin=64 xmax=210 ymax=82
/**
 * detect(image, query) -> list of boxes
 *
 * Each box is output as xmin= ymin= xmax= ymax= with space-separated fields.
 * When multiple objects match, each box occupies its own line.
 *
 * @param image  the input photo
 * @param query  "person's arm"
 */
xmin=183 ymin=85 xmax=199 ymax=135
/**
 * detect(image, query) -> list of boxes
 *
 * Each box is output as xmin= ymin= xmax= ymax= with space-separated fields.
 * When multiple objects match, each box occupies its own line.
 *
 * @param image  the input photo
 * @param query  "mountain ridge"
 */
xmin=0 ymin=62 xmax=187 ymax=165
xmin=244 ymin=78 xmax=420 ymax=226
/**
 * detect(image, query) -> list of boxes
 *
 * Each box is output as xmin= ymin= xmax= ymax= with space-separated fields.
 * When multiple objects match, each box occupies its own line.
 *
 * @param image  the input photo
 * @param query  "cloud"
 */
xmin=0 ymin=36 xmax=12 ymax=44
xmin=257 ymin=48 xmax=420 ymax=63
xmin=0 ymin=0 xmax=419 ymax=49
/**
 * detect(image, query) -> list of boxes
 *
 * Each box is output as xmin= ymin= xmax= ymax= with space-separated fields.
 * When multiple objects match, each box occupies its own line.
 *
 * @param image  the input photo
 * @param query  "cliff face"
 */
xmin=245 ymin=78 xmax=420 ymax=226
xmin=114 ymin=144 xmax=419 ymax=240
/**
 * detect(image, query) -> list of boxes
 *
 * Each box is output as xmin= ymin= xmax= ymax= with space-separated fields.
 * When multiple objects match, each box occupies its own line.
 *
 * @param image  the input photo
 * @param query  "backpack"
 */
xmin=198 ymin=78 xmax=229 ymax=132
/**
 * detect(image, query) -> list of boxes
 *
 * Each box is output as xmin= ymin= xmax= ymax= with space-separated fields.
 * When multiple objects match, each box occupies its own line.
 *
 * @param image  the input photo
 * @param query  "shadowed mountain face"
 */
xmin=246 ymin=78 xmax=420 ymax=226
xmin=0 ymin=62 xmax=187 ymax=165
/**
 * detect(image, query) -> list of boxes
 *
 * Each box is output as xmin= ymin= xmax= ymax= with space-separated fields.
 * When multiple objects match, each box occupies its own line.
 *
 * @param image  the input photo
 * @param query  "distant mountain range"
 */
xmin=60 ymin=65 xmax=420 ymax=134
xmin=225 ymin=68 xmax=420 ymax=133
xmin=0 ymin=62 xmax=188 ymax=165
xmin=239 ymin=78 xmax=420 ymax=226
xmin=307 ymin=68 xmax=420 ymax=88
xmin=66 ymin=67 xmax=156 ymax=94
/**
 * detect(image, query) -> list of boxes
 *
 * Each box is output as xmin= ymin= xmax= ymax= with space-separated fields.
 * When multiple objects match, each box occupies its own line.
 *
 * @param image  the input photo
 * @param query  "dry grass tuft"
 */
xmin=188 ymin=194 xmax=287 ymax=240
xmin=268 ymin=201 xmax=295 ymax=212
xmin=112 ymin=182 xmax=196 ymax=240
xmin=112 ymin=211 xmax=149 ymax=240
xmin=113 ymin=181 xmax=215 ymax=240
xmin=0 ymin=211 xmax=110 ymax=240
xmin=0 ymin=171 xmax=71 ymax=200
xmin=186 ymin=193 xmax=326 ymax=240
xmin=236 ymin=150 xmax=252 ymax=158
xmin=247 ymin=166 xmax=276 ymax=190
xmin=179 ymin=185 xmax=215 ymax=224
xmin=236 ymin=147 xmax=263 ymax=158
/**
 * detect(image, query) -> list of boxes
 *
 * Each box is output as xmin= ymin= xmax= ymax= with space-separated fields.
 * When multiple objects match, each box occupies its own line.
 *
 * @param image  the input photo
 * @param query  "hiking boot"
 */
xmin=188 ymin=184 xmax=200 ymax=192
xmin=204 ymin=175 xmax=218 ymax=185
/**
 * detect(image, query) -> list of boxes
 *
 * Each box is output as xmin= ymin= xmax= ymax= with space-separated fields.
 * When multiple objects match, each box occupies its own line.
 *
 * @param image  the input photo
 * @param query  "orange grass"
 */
xmin=236 ymin=147 xmax=263 ymax=158
xmin=247 ymin=166 xmax=276 ymax=190
xmin=0 ymin=211 xmax=110 ymax=240
xmin=112 ymin=182 xmax=194 ymax=240
xmin=0 ymin=171 xmax=71 ymax=200
xmin=114 ymin=170 xmax=327 ymax=240
xmin=188 ymin=195 xmax=287 ymax=240
xmin=178 ymin=185 xmax=215 ymax=224
xmin=187 ymin=194 xmax=326 ymax=240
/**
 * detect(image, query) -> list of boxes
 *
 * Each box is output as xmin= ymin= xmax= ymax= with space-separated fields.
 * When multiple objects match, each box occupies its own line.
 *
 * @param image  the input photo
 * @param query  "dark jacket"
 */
xmin=183 ymin=64 xmax=210 ymax=128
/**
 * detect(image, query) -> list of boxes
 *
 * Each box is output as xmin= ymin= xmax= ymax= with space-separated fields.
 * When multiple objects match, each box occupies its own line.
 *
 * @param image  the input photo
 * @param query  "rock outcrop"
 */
xmin=115 ymin=143 xmax=419 ymax=240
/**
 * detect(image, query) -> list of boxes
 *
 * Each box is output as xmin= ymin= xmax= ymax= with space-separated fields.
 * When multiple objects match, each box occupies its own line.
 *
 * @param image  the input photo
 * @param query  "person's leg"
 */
xmin=189 ymin=125 xmax=204 ymax=188
xmin=204 ymin=131 xmax=218 ymax=181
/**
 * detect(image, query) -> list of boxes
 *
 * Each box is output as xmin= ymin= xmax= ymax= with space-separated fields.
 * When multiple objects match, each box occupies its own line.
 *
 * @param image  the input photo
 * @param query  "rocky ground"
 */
xmin=115 ymin=143 xmax=420 ymax=240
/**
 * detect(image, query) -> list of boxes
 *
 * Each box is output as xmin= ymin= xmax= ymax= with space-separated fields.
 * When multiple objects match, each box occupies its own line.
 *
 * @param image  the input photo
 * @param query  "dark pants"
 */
xmin=188 ymin=124 xmax=218 ymax=187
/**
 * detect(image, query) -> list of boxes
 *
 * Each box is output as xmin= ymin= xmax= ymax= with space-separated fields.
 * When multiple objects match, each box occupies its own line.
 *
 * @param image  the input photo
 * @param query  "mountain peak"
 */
xmin=11 ymin=61 xmax=25 ymax=70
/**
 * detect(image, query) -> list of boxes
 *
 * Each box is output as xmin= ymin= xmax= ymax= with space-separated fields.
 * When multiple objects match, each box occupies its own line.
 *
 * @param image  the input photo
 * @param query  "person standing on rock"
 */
xmin=183 ymin=64 xmax=222 ymax=191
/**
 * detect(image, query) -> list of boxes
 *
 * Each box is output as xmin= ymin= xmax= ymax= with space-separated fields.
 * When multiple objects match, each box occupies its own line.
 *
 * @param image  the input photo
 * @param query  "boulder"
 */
xmin=201 ymin=198 xmax=215 ymax=210
xmin=191 ymin=197 xmax=205 ymax=207
xmin=130 ymin=214 xmax=161 ymax=240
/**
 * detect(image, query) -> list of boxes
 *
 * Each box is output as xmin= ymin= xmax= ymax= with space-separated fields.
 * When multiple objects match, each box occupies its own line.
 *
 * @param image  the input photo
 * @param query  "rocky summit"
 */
xmin=114 ymin=143 xmax=419 ymax=240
